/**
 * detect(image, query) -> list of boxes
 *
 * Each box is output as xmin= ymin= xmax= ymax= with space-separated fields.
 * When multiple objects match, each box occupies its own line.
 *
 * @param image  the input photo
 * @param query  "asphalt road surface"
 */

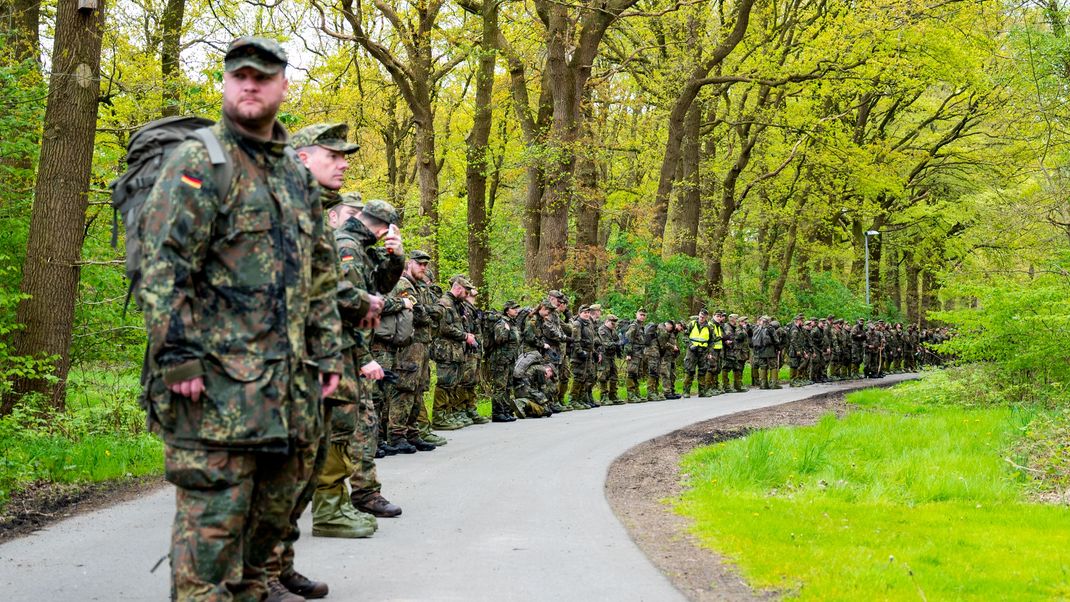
xmin=0 ymin=375 xmax=914 ymax=601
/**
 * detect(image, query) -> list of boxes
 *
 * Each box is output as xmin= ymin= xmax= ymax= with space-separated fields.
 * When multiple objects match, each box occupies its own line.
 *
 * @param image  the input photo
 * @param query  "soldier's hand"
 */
xmin=367 ymin=294 xmax=385 ymax=318
xmin=383 ymin=225 xmax=403 ymax=255
xmin=466 ymin=333 xmax=477 ymax=346
xmin=625 ymin=355 xmax=631 ymax=361
xmin=360 ymin=361 xmax=385 ymax=380
xmin=170 ymin=377 xmax=205 ymax=402
xmin=320 ymin=372 xmax=340 ymax=398
xmin=402 ymin=297 xmax=414 ymax=310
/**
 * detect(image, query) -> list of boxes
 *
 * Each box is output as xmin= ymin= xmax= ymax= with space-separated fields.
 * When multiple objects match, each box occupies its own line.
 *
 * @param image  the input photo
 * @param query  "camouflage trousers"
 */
xmin=371 ymin=347 xmax=397 ymax=445
xmin=681 ymin=347 xmax=712 ymax=394
xmin=166 ymin=442 xmax=315 ymax=602
xmin=625 ymin=354 xmax=646 ymax=398
xmin=487 ymin=359 xmax=514 ymax=415
xmin=433 ymin=361 xmax=462 ymax=419
xmin=569 ymin=356 xmax=594 ymax=404
xmin=328 ymin=390 xmax=381 ymax=502
xmin=660 ymin=355 xmax=677 ymax=395
xmin=556 ymin=354 xmax=572 ymax=404
xmin=388 ymin=341 xmax=425 ymax=441
xmin=597 ymin=357 xmax=619 ymax=401
xmin=267 ymin=404 xmax=333 ymax=581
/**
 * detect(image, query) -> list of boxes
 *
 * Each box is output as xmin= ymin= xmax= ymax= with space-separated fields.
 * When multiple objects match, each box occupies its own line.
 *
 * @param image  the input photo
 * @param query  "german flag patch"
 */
xmin=180 ymin=173 xmax=203 ymax=189
xmin=339 ymin=250 xmax=355 ymax=262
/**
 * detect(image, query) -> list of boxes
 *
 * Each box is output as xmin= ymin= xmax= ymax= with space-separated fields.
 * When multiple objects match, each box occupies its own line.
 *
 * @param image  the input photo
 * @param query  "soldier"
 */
xmin=624 ymin=308 xmax=653 ymax=402
xmin=722 ymin=314 xmax=747 ymax=392
xmin=642 ymin=320 xmax=664 ymax=401
xmin=864 ymin=321 xmax=883 ymax=377
xmin=377 ymin=252 xmax=438 ymax=452
xmin=770 ymin=318 xmax=786 ymax=389
xmin=750 ymin=316 xmax=777 ymax=389
xmin=431 ymin=277 xmax=478 ymax=428
xmin=511 ymin=351 xmax=556 ymax=418
xmin=258 ymin=121 xmax=364 ymax=597
xmin=850 ymin=318 xmax=866 ymax=378
xmin=325 ymin=197 xmax=406 ymax=527
xmin=787 ymin=314 xmax=810 ymax=386
xmin=138 ymin=37 xmax=343 ymax=601
xmin=487 ymin=301 xmax=523 ymax=422
xmin=569 ymin=305 xmax=599 ymax=409
xmin=682 ymin=309 xmax=712 ymax=398
xmin=392 ymin=250 xmax=448 ymax=446
xmin=664 ymin=321 xmax=685 ymax=399
xmin=456 ymin=284 xmax=489 ymax=426
xmin=523 ymin=299 xmax=570 ymax=412
xmin=597 ymin=314 xmax=622 ymax=404
xmin=548 ymin=290 xmax=574 ymax=404
xmin=737 ymin=316 xmax=752 ymax=390
xmin=654 ymin=321 xmax=678 ymax=399
xmin=708 ymin=311 xmax=728 ymax=395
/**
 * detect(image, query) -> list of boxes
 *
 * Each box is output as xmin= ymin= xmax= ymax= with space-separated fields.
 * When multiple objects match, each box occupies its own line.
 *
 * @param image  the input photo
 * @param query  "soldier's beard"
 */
xmin=223 ymin=96 xmax=283 ymax=137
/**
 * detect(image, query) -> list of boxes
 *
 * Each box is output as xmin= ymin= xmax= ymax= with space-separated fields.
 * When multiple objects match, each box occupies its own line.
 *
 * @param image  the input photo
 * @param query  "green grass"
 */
xmin=0 ymin=364 xmax=162 ymax=511
xmin=676 ymin=375 xmax=1070 ymax=600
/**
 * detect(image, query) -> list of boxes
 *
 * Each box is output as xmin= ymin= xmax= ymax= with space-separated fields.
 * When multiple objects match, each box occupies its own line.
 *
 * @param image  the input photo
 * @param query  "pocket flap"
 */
xmin=211 ymin=354 xmax=270 ymax=382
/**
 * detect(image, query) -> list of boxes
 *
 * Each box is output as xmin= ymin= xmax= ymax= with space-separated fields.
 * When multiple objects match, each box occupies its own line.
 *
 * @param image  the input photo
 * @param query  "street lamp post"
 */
xmin=864 ymin=230 xmax=880 ymax=306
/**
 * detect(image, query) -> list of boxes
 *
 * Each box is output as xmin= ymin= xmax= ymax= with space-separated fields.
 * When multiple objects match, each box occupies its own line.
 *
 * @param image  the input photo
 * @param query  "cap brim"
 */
xmin=225 ymin=57 xmax=284 ymax=74
xmin=319 ymin=141 xmax=361 ymax=153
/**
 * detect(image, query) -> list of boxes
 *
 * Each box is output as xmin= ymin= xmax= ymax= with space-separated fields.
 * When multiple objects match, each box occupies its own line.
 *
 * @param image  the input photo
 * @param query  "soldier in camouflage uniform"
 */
xmin=253 ymin=120 xmax=365 ymax=599
xmin=547 ymin=290 xmax=574 ymax=404
xmin=322 ymin=197 xmax=406 ymax=526
xmin=511 ymin=351 xmax=555 ymax=418
xmin=596 ymin=314 xmax=622 ymax=403
xmin=864 ymin=321 xmax=884 ymax=377
xmin=390 ymin=250 xmax=447 ymax=446
xmin=655 ymin=321 xmax=679 ymax=398
xmin=850 ymin=318 xmax=866 ymax=378
xmin=431 ymin=276 xmax=479 ymax=428
xmin=624 ymin=309 xmax=653 ymax=402
xmin=456 ymin=285 xmax=489 ymax=426
xmin=569 ymin=305 xmax=599 ymax=409
xmin=522 ymin=300 xmax=570 ymax=412
xmin=721 ymin=314 xmax=747 ymax=392
xmin=787 ymin=315 xmax=811 ymax=386
xmin=138 ymin=37 xmax=343 ymax=602
xmin=487 ymin=301 xmax=523 ymax=421
xmin=750 ymin=316 xmax=777 ymax=389
xmin=737 ymin=316 xmax=753 ymax=391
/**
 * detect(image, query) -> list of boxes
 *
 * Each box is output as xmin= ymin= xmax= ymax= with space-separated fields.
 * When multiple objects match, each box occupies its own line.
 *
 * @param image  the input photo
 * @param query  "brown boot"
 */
xmin=267 ymin=578 xmax=305 ymax=602
xmin=280 ymin=571 xmax=329 ymax=600
xmin=733 ymin=370 xmax=745 ymax=392
xmin=354 ymin=492 xmax=402 ymax=518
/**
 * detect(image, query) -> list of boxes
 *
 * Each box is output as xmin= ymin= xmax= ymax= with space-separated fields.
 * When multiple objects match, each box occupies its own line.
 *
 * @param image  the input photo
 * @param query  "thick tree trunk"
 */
xmin=666 ymin=99 xmax=702 ymax=257
xmin=9 ymin=0 xmax=106 ymax=413
xmin=885 ymin=246 xmax=901 ymax=314
xmin=867 ymin=234 xmax=882 ymax=308
xmin=464 ymin=0 xmax=498 ymax=295
xmin=160 ymin=0 xmax=185 ymax=117
xmin=769 ymin=216 xmax=799 ymax=310
xmin=572 ymin=130 xmax=603 ymax=304
xmin=921 ymin=270 xmax=939 ymax=328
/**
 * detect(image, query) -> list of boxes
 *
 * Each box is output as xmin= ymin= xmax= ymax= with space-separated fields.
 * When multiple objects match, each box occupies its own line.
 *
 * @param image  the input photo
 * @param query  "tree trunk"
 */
xmin=572 ymin=124 xmax=603 ymax=304
xmin=9 ymin=0 xmax=106 ymax=413
xmin=2 ymin=0 xmax=41 ymax=64
xmin=464 ymin=0 xmax=498 ymax=294
xmin=904 ymin=249 xmax=920 ymax=327
xmin=769 ymin=215 xmax=799 ymax=310
xmin=867 ymin=234 xmax=882 ymax=308
xmin=160 ymin=0 xmax=185 ymax=117
xmin=920 ymin=270 xmax=938 ymax=328
xmin=666 ymin=98 xmax=701 ymax=257
xmin=885 ymin=246 xmax=901 ymax=315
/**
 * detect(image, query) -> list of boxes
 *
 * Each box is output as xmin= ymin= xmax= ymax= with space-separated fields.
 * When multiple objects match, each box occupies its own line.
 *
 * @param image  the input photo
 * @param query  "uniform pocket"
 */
xmin=198 ymin=354 xmax=288 ymax=446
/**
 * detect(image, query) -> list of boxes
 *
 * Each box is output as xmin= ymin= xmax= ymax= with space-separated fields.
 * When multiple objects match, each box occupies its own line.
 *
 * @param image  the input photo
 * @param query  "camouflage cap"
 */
xmin=409 ymin=249 xmax=432 ymax=263
xmin=636 ymin=307 xmax=647 ymax=314
xmin=548 ymin=289 xmax=566 ymax=301
xmin=728 ymin=313 xmax=739 ymax=319
xmin=503 ymin=300 xmax=519 ymax=311
xmin=450 ymin=274 xmax=474 ymax=290
xmin=794 ymin=313 xmax=805 ymax=320
xmin=698 ymin=308 xmax=709 ymax=315
xmin=607 ymin=314 xmax=619 ymax=322
xmin=291 ymin=123 xmax=360 ymax=153
xmin=578 ymin=305 xmax=590 ymax=313
xmin=361 ymin=199 xmax=399 ymax=225
xmin=324 ymin=191 xmax=363 ymax=211
xmin=589 ymin=303 xmax=602 ymax=312
xmin=225 ymin=37 xmax=287 ymax=74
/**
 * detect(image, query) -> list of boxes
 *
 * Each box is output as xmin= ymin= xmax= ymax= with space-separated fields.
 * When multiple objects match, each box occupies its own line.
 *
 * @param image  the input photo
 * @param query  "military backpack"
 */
xmin=109 ymin=115 xmax=235 ymax=310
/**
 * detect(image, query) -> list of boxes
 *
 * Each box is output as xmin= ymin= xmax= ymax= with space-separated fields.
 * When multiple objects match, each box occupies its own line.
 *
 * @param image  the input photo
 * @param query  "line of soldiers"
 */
xmin=421 ymin=299 xmax=955 ymax=423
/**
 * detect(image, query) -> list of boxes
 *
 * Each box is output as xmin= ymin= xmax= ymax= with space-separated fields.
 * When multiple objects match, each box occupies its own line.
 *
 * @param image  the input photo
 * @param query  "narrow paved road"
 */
xmin=0 ymin=376 xmax=914 ymax=601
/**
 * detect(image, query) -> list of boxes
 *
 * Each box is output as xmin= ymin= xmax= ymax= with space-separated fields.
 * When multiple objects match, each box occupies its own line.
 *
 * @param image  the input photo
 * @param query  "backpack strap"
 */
xmin=192 ymin=127 xmax=235 ymax=202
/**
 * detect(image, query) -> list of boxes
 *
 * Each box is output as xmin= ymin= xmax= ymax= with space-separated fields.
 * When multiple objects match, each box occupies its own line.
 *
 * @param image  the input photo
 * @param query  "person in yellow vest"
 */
xmin=682 ymin=309 xmax=713 ymax=398
xmin=707 ymin=310 xmax=728 ymax=395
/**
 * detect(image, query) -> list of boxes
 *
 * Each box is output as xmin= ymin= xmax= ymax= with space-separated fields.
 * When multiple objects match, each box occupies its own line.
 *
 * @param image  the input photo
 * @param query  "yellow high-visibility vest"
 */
xmin=689 ymin=322 xmax=711 ymax=347
xmin=711 ymin=323 xmax=724 ymax=350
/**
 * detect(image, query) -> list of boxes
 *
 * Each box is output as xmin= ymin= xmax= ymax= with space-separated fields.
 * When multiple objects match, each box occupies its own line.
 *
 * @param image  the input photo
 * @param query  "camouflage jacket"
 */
xmin=488 ymin=314 xmax=521 ymax=367
xmin=751 ymin=324 xmax=778 ymax=359
xmin=523 ymin=313 xmax=567 ymax=360
xmin=570 ymin=317 xmax=598 ymax=361
xmin=138 ymin=116 xmax=342 ymax=451
xmin=430 ymin=292 xmax=468 ymax=364
xmin=787 ymin=326 xmax=811 ymax=358
xmin=406 ymin=274 xmax=439 ymax=344
xmin=336 ymin=217 xmax=404 ymax=355
xmin=723 ymin=323 xmax=747 ymax=359
xmin=624 ymin=321 xmax=653 ymax=356
xmin=598 ymin=323 xmax=620 ymax=358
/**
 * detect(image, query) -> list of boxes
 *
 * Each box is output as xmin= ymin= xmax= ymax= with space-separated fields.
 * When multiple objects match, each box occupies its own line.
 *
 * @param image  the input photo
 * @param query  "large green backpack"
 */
xmin=109 ymin=115 xmax=234 ymax=310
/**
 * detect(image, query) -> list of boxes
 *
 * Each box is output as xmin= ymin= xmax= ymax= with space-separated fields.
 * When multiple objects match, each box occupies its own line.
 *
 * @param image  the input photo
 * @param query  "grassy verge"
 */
xmin=0 ymin=364 xmax=162 ymax=512
xmin=676 ymin=370 xmax=1070 ymax=600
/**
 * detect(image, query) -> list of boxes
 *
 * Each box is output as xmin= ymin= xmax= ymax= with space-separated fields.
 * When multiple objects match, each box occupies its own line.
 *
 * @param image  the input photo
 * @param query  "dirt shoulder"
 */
xmin=605 ymin=384 xmax=904 ymax=601
xmin=0 ymin=475 xmax=166 ymax=544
